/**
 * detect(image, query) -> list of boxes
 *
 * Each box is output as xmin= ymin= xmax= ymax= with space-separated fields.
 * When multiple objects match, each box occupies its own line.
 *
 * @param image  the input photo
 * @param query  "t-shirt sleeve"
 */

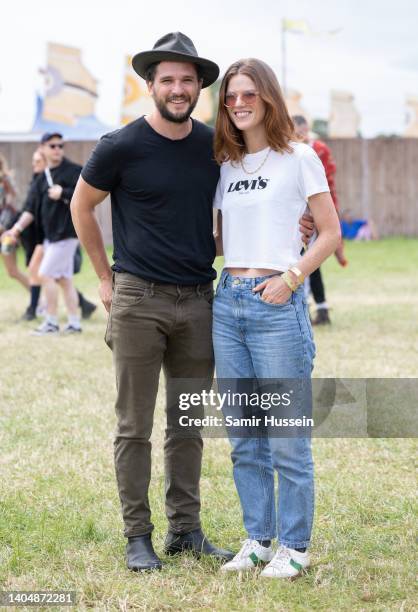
xmin=298 ymin=146 xmax=330 ymax=200
xmin=81 ymin=133 xmax=120 ymax=192
xmin=23 ymin=178 xmax=39 ymax=215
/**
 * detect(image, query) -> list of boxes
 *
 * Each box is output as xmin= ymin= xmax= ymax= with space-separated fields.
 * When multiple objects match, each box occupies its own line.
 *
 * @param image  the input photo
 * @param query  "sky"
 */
xmin=1 ymin=0 xmax=417 ymax=137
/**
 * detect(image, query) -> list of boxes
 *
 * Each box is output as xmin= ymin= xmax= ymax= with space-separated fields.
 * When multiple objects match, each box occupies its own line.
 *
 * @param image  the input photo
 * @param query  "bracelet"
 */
xmin=14 ymin=222 xmax=24 ymax=234
xmin=289 ymin=266 xmax=305 ymax=285
xmin=281 ymin=271 xmax=298 ymax=292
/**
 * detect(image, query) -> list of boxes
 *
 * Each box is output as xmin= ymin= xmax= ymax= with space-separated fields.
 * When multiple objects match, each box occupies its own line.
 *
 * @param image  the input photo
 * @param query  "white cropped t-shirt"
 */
xmin=213 ymin=142 xmax=329 ymax=272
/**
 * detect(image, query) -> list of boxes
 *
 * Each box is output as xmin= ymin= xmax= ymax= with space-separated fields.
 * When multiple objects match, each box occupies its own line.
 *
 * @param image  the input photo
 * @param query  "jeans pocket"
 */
xmin=255 ymin=291 xmax=292 ymax=307
xmin=112 ymin=284 xmax=149 ymax=309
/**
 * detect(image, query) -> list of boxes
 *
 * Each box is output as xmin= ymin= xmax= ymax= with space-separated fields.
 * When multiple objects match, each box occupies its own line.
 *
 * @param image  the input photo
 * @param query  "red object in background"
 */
xmin=312 ymin=140 xmax=339 ymax=210
xmin=312 ymin=140 xmax=348 ymax=267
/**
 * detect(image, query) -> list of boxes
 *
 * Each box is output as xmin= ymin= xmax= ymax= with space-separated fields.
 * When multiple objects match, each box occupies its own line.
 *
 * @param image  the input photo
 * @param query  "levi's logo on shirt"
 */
xmin=227 ymin=176 xmax=270 ymax=194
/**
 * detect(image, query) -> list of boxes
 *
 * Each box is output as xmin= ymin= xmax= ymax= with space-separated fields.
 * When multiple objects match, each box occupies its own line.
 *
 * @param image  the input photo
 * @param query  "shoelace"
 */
xmin=235 ymin=539 xmax=259 ymax=560
xmin=268 ymin=545 xmax=292 ymax=568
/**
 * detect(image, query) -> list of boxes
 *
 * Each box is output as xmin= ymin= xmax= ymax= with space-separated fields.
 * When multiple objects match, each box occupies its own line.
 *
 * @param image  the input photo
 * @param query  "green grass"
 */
xmin=0 ymin=238 xmax=417 ymax=611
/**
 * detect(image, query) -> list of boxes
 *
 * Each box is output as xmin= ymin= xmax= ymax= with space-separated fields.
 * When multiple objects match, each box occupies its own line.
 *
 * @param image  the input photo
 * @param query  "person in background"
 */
xmin=0 ymin=154 xmax=32 ymax=296
xmin=340 ymin=209 xmax=379 ymax=240
xmin=8 ymin=133 xmax=83 ymax=334
xmin=17 ymin=148 xmax=96 ymax=321
xmin=19 ymin=149 xmax=47 ymax=320
xmin=292 ymin=115 xmax=347 ymax=325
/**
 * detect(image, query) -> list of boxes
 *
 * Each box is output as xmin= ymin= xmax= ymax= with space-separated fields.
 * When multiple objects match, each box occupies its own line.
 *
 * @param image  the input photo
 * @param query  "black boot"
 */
xmin=164 ymin=528 xmax=234 ymax=561
xmin=77 ymin=291 xmax=97 ymax=319
xmin=312 ymin=308 xmax=331 ymax=325
xmin=21 ymin=306 xmax=37 ymax=321
xmin=126 ymin=534 xmax=162 ymax=572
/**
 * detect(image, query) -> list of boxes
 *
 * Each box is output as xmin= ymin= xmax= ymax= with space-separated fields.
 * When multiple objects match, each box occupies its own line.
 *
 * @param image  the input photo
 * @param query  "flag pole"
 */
xmin=281 ymin=19 xmax=286 ymax=95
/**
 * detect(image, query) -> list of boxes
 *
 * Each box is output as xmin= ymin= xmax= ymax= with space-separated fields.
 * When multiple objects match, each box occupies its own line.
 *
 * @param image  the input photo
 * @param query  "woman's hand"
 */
xmin=253 ymin=275 xmax=292 ymax=304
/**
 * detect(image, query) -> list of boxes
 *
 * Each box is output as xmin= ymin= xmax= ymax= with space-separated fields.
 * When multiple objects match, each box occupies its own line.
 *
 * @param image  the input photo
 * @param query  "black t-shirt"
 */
xmin=24 ymin=158 xmax=81 ymax=242
xmin=81 ymin=116 xmax=220 ymax=285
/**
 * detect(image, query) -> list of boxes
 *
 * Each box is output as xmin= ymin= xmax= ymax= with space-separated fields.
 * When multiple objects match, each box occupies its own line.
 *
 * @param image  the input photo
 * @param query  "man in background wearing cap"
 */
xmin=71 ymin=32 xmax=234 ymax=571
xmin=9 ymin=133 xmax=83 ymax=334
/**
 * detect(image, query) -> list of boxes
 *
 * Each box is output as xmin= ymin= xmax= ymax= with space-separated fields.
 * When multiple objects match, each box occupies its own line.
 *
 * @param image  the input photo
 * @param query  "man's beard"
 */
xmin=153 ymin=94 xmax=199 ymax=124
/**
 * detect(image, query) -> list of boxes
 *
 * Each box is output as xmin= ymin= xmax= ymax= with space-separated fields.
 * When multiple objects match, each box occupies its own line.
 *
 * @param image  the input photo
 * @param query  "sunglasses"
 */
xmin=224 ymin=91 xmax=260 ymax=108
xmin=48 ymin=143 xmax=64 ymax=149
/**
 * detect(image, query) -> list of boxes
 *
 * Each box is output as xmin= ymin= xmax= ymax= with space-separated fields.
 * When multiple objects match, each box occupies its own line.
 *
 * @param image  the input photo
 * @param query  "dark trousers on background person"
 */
xmin=309 ymin=267 xmax=326 ymax=304
xmin=105 ymin=272 xmax=214 ymax=538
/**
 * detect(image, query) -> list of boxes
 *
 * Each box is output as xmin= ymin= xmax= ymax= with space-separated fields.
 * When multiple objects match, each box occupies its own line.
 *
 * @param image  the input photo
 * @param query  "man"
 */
xmin=9 ymin=133 xmax=83 ymax=334
xmin=72 ymin=33 xmax=314 ymax=572
xmin=292 ymin=115 xmax=347 ymax=325
xmin=71 ymin=32 xmax=234 ymax=572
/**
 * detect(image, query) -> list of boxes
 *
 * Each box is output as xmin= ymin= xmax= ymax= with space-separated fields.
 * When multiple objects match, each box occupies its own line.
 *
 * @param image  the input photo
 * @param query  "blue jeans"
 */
xmin=213 ymin=271 xmax=316 ymax=548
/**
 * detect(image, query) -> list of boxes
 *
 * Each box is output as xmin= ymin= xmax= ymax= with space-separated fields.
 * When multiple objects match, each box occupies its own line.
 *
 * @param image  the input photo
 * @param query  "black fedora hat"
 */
xmin=132 ymin=32 xmax=219 ymax=88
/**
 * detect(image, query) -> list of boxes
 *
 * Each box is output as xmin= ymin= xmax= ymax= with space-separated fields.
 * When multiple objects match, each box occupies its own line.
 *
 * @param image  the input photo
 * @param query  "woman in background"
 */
xmin=0 ymin=153 xmax=31 ymax=296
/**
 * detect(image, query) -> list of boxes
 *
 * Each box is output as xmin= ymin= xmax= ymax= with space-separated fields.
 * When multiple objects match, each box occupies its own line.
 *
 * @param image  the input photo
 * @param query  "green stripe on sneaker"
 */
xmin=290 ymin=558 xmax=303 ymax=572
xmin=249 ymin=552 xmax=263 ymax=566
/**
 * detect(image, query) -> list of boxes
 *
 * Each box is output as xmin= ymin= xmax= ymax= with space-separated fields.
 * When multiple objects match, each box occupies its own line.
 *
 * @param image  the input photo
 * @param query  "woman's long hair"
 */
xmin=0 ymin=153 xmax=10 ymax=182
xmin=214 ymin=58 xmax=295 ymax=164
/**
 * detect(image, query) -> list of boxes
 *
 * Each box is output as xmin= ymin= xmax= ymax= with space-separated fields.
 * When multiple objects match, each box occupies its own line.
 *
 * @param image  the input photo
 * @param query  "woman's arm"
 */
xmin=254 ymin=192 xmax=341 ymax=304
xmin=293 ymin=191 xmax=341 ymax=278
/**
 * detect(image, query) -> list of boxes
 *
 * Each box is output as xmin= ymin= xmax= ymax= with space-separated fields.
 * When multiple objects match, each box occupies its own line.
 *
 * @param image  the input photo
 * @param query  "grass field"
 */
xmin=0 ymin=238 xmax=417 ymax=611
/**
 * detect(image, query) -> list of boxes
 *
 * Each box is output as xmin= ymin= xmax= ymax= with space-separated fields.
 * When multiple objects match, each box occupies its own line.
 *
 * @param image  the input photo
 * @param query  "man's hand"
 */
xmin=48 ymin=184 xmax=63 ymax=200
xmin=334 ymin=241 xmax=348 ymax=267
xmin=99 ymin=277 xmax=113 ymax=312
xmin=253 ymin=275 xmax=292 ymax=305
xmin=299 ymin=212 xmax=315 ymax=244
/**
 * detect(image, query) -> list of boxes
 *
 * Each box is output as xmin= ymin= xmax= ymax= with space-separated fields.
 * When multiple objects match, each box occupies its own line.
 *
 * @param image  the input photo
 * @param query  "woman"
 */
xmin=212 ymin=59 xmax=341 ymax=578
xmin=0 ymin=153 xmax=30 ymax=294
xmin=20 ymin=148 xmax=48 ymax=319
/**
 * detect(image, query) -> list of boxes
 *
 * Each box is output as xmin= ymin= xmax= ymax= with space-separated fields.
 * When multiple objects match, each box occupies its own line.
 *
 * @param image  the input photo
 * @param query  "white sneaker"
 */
xmin=221 ymin=539 xmax=274 ymax=572
xmin=260 ymin=545 xmax=310 ymax=579
xmin=62 ymin=324 xmax=82 ymax=334
xmin=31 ymin=321 xmax=59 ymax=336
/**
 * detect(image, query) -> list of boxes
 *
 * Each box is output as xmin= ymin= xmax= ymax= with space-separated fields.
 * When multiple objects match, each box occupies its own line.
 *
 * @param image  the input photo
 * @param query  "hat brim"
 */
xmin=132 ymin=50 xmax=219 ymax=88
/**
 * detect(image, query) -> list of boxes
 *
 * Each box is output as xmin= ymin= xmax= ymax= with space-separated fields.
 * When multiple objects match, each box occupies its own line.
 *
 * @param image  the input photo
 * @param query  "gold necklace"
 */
xmin=240 ymin=147 xmax=271 ymax=175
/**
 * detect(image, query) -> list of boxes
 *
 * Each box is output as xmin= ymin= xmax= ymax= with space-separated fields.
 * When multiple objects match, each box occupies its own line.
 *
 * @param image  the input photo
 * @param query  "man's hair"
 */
xmin=145 ymin=61 xmax=203 ymax=83
xmin=292 ymin=115 xmax=308 ymax=127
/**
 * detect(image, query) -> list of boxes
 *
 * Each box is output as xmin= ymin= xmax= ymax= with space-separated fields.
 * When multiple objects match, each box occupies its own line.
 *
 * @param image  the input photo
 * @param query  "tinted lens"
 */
xmin=49 ymin=144 xmax=64 ymax=149
xmin=224 ymin=92 xmax=258 ymax=107
xmin=242 ymin=92 xmax=258 ymax=104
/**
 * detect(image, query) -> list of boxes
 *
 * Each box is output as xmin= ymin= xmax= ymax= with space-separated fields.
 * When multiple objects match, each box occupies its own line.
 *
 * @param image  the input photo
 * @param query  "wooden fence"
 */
xmin=1 ymin=138 xmax=418 ymax=241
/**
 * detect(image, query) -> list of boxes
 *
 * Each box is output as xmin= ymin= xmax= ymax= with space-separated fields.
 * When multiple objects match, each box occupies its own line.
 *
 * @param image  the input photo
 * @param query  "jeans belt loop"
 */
xmin=196 ymin=284 xmax=202 ymax=297
xmin=150 ymin=281 xmax=154 ymax=297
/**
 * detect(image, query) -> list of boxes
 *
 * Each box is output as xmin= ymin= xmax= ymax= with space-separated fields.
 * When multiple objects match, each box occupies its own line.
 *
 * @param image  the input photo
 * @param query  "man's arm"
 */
xmin=70 ymin=176 xmax=112 ymax=311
